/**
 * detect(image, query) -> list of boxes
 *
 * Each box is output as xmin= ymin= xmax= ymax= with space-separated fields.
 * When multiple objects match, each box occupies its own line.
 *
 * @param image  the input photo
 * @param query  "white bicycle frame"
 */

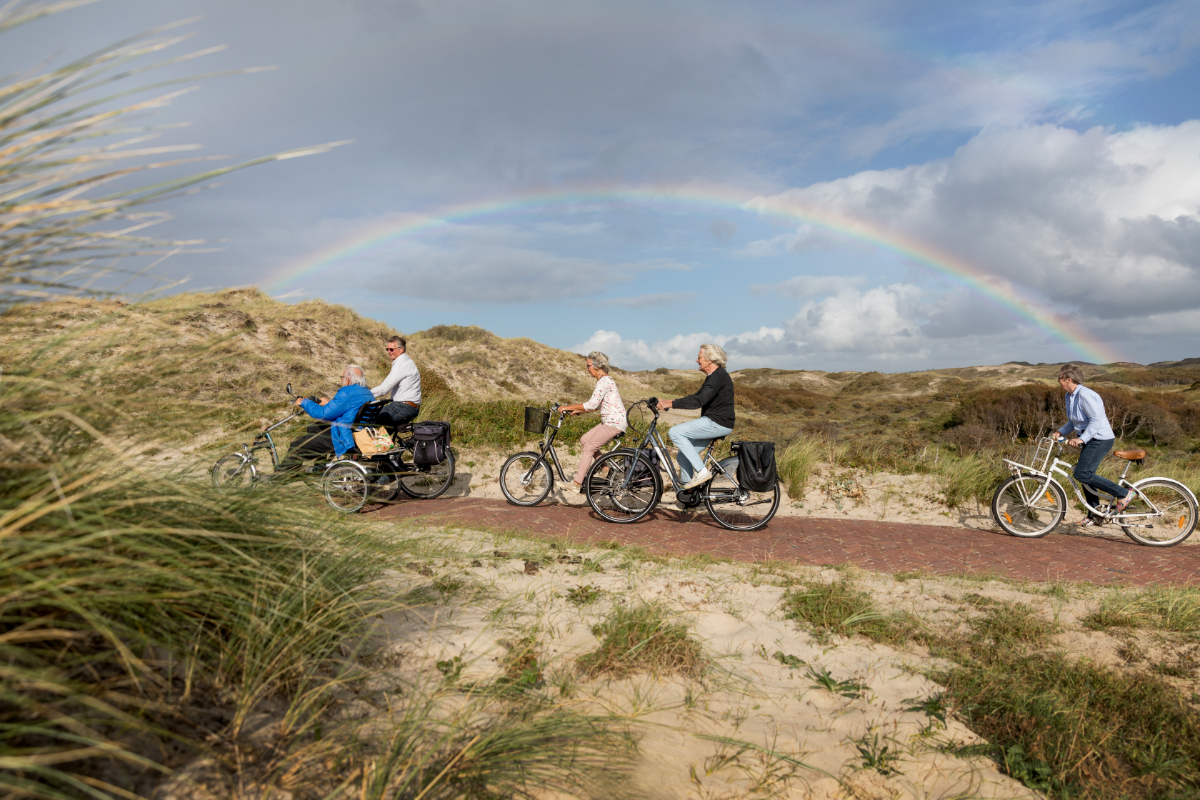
xmin=1001 ymin=436 xmax=1189 ymax=525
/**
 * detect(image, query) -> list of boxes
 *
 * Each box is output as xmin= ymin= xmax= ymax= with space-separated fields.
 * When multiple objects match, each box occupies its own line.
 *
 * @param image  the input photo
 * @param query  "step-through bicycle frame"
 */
xmin=1002 ymin=435 xmax=1172 ymax=524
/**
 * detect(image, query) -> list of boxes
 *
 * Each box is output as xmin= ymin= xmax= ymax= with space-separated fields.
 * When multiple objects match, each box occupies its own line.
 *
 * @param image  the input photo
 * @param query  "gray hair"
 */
xmin=1058 ymin=364 xmax=1084 ymax=386
xmin=586 ymin=351 xmax=610 ymax=374
xmin=387 ymin=335 xmax=406 ymax=349
xmin=343 ymin=364 xmax=367 ymax=387
xmin=699 ymin=343 xmax=727 ymax=368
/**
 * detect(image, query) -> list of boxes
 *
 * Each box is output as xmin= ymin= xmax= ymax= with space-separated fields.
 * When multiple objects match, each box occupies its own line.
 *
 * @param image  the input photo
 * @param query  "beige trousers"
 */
xmin=574 ymin=423 xmax=622 ymax=484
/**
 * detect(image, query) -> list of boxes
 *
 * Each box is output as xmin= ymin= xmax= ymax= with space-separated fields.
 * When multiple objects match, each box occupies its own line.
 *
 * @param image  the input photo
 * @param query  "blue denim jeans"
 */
xmin=1074 ymin=437 xmax=1129 ymax=514
xmin=669 ymin=416 xmax=734 ymax=483
xmin=380 ymin=400 xmax=419 ymax=430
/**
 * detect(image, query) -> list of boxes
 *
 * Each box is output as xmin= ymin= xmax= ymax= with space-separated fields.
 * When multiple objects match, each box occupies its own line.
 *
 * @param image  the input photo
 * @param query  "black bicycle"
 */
xmin=583 ymin=397 xmax=780 ymax=531
xmin=498 ymin=404 xmax=624 ymax=506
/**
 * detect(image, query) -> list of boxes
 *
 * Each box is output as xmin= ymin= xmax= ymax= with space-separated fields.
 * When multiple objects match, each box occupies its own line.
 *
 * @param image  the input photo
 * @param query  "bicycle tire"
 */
xmin=499 ymin=451 xmax=553 ymax=506
xmin=585 ymin=450 xmax=661 ymax=523
xmin=371 ymin=473 xmax=403 ymax=503
xmin=324 ymin=462 xmax=370 ymax=513
xmin=704 ymin=470 xmax=780 ymax=531
xmin=1120 ymin=479 xmax=1198 ymax=547
xmin=212 ymin=453 xmax=253 ymax=491
xmin=991 ymin=474 xmax=1066 ymax=538
xmin=400 ymin=449 xmax=456 ymax=499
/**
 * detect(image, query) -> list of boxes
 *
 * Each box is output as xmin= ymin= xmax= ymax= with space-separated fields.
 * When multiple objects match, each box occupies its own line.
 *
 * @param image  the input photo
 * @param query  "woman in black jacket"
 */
xmin=656 ymin=343 xmax=734 ymax=489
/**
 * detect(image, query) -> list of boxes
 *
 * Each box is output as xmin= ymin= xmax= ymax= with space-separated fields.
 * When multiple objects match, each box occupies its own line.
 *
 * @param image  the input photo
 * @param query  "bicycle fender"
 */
xmin=322 ymin=460 xmax=372 ymax=479
xmin=1133 ymin=477 xmax=1198 ymax=504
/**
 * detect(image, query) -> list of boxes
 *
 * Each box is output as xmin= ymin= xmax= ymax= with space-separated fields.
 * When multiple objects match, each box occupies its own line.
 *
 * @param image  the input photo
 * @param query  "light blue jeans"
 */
xmin=669 ymin=416 xmax=734 ymax=483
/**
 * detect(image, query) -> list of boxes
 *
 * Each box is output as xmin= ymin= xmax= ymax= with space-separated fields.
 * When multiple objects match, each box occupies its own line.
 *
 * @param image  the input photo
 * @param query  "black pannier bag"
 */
xmin=631 ymin=446 xmax=661 ymax=487
xmin=733 ymin=441 xmax=777 ymax=492
xmin=412 ymin=421 xmax=451 ymax=465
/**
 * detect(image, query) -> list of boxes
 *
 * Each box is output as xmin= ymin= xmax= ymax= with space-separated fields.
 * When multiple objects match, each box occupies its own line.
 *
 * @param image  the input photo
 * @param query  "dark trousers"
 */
xmin=278 ymin=426 xmax=335 ymax=472
xmin=379 ymin=401 xmax=419 ymax=431
xmin=1074 ymin=437 xmax=1129 ymax=514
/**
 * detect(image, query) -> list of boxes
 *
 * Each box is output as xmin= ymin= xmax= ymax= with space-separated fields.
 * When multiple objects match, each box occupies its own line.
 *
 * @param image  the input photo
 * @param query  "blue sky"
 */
xmin=5 ymin=0 xmax=1200 ymax=370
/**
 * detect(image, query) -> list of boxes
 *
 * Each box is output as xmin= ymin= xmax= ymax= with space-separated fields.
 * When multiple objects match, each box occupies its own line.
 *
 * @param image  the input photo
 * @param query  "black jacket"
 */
xmin=672 ymin=366 xmax=735 ymax=428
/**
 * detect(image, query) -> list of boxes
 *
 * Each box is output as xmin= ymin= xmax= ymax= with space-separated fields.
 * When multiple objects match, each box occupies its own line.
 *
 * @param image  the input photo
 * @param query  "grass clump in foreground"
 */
xmin=932 ymin=602 xmax=1200 ymax=799
xmin=1 ymin=332 xmax=633 ymax=799
xmin=781 ymin=575 xmax=921 ymax=645
xmin=1083 ymin=586 xmax=1200 ymax=634
xmin=577 ymin=602 xmax=707 ymax=679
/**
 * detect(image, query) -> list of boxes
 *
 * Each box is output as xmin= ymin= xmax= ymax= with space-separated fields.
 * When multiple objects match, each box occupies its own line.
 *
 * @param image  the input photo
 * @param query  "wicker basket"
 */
xmin=524 ymin=406 xmax=550 ymax=434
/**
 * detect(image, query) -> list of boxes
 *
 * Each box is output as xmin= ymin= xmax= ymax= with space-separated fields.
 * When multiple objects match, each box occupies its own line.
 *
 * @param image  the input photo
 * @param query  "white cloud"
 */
xmin=757 ymin=121 xmax=1200 ymax=322
xmin=573 ymin=326 xmax=785 ymax=371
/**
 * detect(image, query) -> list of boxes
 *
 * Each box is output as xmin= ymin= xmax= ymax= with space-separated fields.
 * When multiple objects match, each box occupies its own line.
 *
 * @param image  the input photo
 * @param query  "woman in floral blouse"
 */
xmin=560 ymin=351 xmax=627 ymax=493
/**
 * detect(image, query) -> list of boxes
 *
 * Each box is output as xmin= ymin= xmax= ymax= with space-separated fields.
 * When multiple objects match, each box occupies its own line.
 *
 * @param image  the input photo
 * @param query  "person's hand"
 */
xmin=656 ymin=399 xmax=671 ymax=411
xmin=1069 ymin=438 xmax=1084 ymax=448
xmin=318 ymin=396 xmax=330 ymax=405
xmin=294 ymin=397 xmax=304 ymax=407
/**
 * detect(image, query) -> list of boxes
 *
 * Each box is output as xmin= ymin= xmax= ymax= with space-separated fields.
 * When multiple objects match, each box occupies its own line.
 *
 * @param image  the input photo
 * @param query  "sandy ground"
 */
xmin=365 ymin=529 xmax=1050 ymax=800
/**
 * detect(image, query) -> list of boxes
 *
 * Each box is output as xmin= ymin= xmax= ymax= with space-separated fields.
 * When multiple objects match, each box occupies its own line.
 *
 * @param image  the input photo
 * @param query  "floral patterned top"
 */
xmin=582 ymin=375 xmax=627 ymax=431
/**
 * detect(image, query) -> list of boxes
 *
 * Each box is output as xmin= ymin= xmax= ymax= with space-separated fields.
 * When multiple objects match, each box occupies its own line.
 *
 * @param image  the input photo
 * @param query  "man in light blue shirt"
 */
xmin=1055 ymin=364 xmax=1133 ymax=525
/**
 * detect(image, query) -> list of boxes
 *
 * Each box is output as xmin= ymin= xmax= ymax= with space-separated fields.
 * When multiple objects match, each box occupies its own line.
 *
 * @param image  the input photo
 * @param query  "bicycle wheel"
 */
xmin=585 ymin=450 xmax=661 ymax=523
xmin=1120 ymin=479 xmax=1198 ymax=547
xmin=991 ymin=475 xmax=1066 ymax=538
xmin=400 ymin=449 xmax=456 ymax=499
xmin=371 ymin=473 xmax=403 ymax=503
xmin=499 ymin=451 xmax=553 ymax=506
xmin=324 ymin=463 xmax=370 ymax=513
xmin=212 ymin=453 xmax=253 ymax=491
xmin=704 ymin=471 xmax=780 ymax=531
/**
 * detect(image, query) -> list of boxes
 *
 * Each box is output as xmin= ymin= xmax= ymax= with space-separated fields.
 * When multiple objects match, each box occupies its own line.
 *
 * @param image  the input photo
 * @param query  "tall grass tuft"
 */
xmin=0 ymin=3 xmax=342 ymax=306
xmin=0 ymin=357 xmax=392 ymax=796
xmin=577 ymin=602 xmax=706 ymax=679
xmin=777 ymin=435 xmax=824 ymax=498
xmin=781 ymin=576 xmax=920 ymax=645
xmin=934 ymin=454 xmax=1009 ymax=508
xmin=1083 ymin=586 xmax=1200 ymax=633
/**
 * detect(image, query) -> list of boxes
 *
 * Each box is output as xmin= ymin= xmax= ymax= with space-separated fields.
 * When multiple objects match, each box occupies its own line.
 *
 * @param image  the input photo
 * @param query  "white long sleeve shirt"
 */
xmin=371 ymin=353 xmax=422 ymax=403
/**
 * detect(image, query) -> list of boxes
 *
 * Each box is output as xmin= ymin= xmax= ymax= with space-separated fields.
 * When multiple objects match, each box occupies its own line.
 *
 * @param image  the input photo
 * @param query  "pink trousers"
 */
xmin=574 ymin=424 xmax=623 ymax=484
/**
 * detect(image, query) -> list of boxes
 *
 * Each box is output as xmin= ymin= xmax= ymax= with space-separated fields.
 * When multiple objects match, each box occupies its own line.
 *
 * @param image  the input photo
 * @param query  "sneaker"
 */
xmin=1114 ymin=492 xmax=1135 ymax=514
xmin=681 ymin=469 xmax=712 ymax=490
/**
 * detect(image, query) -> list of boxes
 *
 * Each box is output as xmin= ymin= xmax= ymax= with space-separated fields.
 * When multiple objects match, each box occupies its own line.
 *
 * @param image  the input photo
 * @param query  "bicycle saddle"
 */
xmin=1115 ymin=449 xmax=1146 ymax=461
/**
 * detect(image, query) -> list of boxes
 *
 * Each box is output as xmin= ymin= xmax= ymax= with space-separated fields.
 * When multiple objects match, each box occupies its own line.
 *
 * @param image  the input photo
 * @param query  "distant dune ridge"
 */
xmin=2 ymin=286 xmax=1197 ymax=457
xmin=4 ymin=286 xmax=1195 ymax=403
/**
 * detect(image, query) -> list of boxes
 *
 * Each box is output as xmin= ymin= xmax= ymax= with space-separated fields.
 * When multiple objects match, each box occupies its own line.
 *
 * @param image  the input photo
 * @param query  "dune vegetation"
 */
xmin=5 ymin=6 xmax=1200 ymax=798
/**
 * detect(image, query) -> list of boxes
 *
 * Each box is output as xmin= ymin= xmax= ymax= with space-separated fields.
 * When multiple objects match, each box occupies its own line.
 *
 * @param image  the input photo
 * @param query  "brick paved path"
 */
xmin=369 ymin=497 xmax=1199 ymax=587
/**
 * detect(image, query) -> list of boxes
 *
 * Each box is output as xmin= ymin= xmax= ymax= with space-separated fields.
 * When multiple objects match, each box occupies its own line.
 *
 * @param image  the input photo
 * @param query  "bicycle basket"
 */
xmin=524 ymin=406 xmax=550 ymax=434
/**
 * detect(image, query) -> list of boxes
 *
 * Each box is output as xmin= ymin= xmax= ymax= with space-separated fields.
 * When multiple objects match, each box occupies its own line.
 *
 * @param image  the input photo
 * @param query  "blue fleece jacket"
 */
xmin=300 ymin=384 xmax=374 ymax=455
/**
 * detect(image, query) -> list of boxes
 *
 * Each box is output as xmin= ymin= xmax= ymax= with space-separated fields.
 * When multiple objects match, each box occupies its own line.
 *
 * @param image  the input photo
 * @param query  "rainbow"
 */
xmin=265 ymin=186 xmax=1121 ymax=364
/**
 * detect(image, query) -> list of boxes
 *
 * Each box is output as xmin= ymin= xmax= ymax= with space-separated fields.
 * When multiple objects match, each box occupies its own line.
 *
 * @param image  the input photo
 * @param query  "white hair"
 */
xmin=699 ymin=343 xmax=727 ymax=368
xmin=343 ymin=364 xmax=367 ymax=386
xmin=587 ymin=351 xmax=610 ymax=374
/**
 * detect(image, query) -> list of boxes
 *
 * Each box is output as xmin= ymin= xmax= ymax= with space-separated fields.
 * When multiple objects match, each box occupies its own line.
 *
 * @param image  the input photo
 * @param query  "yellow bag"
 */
xmin=353 ymin=427 xmax=394 ymax=456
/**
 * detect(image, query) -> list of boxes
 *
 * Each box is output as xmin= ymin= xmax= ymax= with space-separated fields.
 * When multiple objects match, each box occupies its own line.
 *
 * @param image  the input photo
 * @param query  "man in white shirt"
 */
xmin=372 ymin=335 xmax=422 ymax=430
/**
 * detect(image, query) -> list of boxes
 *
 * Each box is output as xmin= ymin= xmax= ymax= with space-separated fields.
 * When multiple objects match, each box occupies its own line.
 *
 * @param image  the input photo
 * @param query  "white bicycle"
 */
xmin=991 ymin=435 xmax=1197 ymax=547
